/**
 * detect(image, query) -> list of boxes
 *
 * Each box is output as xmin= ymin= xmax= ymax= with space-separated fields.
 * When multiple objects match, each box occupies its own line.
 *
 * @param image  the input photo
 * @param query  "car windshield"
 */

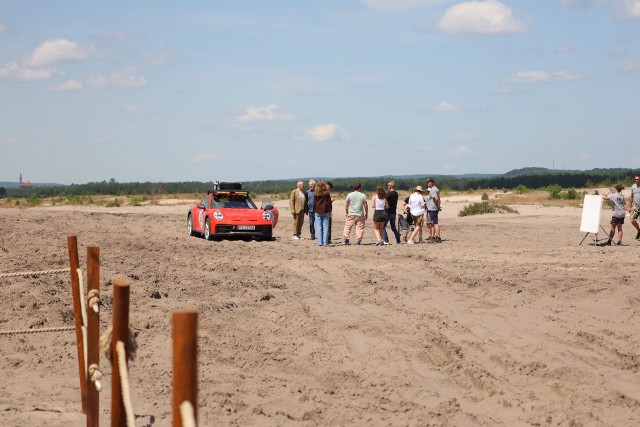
xmin=211 ymin=195 xmax=257 ymax=209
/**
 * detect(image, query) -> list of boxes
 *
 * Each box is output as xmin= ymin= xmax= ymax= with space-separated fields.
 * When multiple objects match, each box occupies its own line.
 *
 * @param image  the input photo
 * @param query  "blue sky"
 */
xmin=1 ymin=1 xmax=639 ymax=184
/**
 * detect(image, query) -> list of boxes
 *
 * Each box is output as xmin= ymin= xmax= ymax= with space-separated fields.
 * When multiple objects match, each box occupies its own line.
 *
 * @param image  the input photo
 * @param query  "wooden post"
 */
xmin=111 ymin=279 xmax=130 ymax=427
xmin=173 ymin=311 xmax=198 ymax=427
xmin=86 ymin=247 xmax=100 ymax=427
xmin=67 ymin=235 xmax=87 ymax=414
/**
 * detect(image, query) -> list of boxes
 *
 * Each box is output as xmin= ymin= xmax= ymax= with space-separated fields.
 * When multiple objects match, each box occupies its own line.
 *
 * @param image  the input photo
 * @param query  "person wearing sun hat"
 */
xmin=407 ymin=186 xmax=426 ymax=244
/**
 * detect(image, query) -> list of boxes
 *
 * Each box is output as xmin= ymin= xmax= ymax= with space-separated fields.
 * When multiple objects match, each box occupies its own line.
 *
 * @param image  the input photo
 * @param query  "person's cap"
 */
xmin=415 ymin=186 xmax=424 ymax=192
xmin=426 ymin=178 xmax=435 ymax=183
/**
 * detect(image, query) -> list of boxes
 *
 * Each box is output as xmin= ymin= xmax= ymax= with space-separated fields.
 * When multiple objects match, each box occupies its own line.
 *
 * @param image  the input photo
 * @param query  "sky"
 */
xmin=1 ymin=0 xmax=639 ymax=184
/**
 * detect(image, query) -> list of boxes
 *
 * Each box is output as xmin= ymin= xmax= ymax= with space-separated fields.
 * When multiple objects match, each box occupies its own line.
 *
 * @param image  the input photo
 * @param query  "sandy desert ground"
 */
xmin=1 ymin=193 xmax=639 ymax=426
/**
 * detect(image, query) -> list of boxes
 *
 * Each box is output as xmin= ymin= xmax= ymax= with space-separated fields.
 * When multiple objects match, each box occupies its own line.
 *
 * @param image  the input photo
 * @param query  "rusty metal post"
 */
xmin=67 ymin=235 xmax=87 ymax=414
xmin=173 ymin=311 xmax=198 ymax=427
xmin=111 ymin=279 xmax=130 ymax=427
xmin=86 ymin=247 xmax=100 ymax=427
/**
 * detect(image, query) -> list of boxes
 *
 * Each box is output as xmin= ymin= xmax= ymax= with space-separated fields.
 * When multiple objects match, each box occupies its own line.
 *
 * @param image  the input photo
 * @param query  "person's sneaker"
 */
xmin=310 ymin=236 xmax=316 ymax=240
xmin=375 ymin=241 xmax=382 ymax=246
xmin=636 ymin=231 xmax=640 ymax=240
xmin=425 ymin=236 xmax=433 ymax=242
xmin=605 ymin=239 xmax=612 ymax=246
xmin=298 ymin=235 xmax=305 ymax=240
xmin=407 ymin=240 xmax=415 ymax=245
xmin=292 ymin=235 xmax=300 ymax=240
xmin=383 ymin=242 xmax=389 ymax=245
xmin=617 ymin=241 xmax=623 ymax=246
xmin=343 ymin=239 xmax=350 ymax=245
xmin=435 ymin=237 xmax=442 ymax=243
xmin=355 ymin=241 xmax=361 ymax=246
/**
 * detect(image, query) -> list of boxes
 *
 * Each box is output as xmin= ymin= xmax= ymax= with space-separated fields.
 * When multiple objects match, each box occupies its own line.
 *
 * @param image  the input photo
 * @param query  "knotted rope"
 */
xmin=88 ymin=363 xmax=103 ymax=392
xmin=0 ymin=268 xmax=71 ymax=278
xmin=116 ymin=340 xmax=136 ymax=427
xmin=100 ymin=326 xmax=138 ymax=363
xmin=180 ymin=401 xmax=197 ymax=427
xmin=87 ymin=289 xmax=100 ymax=314
xmin=77 ymin=269 xmax=88 ymax=367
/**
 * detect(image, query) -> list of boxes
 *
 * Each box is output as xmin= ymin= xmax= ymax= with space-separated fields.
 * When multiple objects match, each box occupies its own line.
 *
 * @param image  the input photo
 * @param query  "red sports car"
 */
xmin=187 ymin=184 xmax=279 ymax=241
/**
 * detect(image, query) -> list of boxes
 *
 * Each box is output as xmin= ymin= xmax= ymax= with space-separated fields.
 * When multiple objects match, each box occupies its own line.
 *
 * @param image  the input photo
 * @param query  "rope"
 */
xmin=0 ymin=326 xmax=75 ymax=336
xmin=100 ymin=326 xmax=137 ymax=364
xmin=88 ymin=363 xmax=103 ymax=392
xmin=116 ymin=341 xmax=136 ymax=427
xmin=0 ymin=268 xmax=71 ymax=278
xmin=87 ymin=289 xmax=100 ymax=314
xmin=77 ymin=269 xmax=88 ymax=368
xmin=180 ymin=401 xmax=197 ymax=427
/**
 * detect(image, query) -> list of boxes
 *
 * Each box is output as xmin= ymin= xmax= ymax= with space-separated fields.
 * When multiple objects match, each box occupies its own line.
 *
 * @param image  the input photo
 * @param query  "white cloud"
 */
xmin=123 ymin=103 xmax=141 ymax=112
xmin=432 ymin=101 xmax=464 ymax=113
xmin=610 ymin=0 xmax=640 ymax=18
xmin=608 ymin=48 xmax=627 ymax=57
xmin=361 ymin=0 xmax=445 ymax=12
xmin=0 ymin=60 xmax=60 ymax=82
xmin=192 ymin=153 xmax=216 ymax=163
xmin=235 ymin=104 xmax=297 ymax=124
xmin=85 ymin=68 xmax=147 ymax=90
xmin=25 ymin=39 xmax=88 ymax=67
xmin=309 ymin=123 xmax=340 ymax=142
xmin=619 ymin=60 xmax=640 ymax=72
xmin=0 ymin=23 xmax=8 ymax=34
xmin=504 ymin=70 xmax=584 ymax=83
xmin=436 ymin=0 xmax=528 ymax=35
xmin=556 ymin=45 xmax=575 ymax=54
xmin=562 ymin=0 xmax=640 ymax=19
xmin=452 ymin=132 xmax=476 ymax=142
xmin=51 ymin=80 xmax=84 ymax=91
xmin=579 ymin=153 xmax=591 ymax=161
xmin=450 ymin=145 xmax=471 ymax=156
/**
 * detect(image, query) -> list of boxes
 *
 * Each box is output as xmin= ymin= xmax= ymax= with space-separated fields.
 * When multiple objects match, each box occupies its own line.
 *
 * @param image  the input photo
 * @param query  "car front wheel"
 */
xmin=187 ymin=214 xmax=197 ymax=236
xmin=204 ymin=218 xmax=213 ymax=240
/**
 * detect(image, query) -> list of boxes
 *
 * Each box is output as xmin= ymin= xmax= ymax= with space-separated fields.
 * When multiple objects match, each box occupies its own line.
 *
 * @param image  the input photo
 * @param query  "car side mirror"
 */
xmin=197 ymin=203 xmax=206 ymax=209
xmin=261 ymin=197 xmax=274 ymax=210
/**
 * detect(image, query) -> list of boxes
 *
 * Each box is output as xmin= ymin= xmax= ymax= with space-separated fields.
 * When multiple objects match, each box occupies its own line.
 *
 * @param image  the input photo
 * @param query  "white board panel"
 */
xmin=580 ymin=195 xmax=603 ymax=233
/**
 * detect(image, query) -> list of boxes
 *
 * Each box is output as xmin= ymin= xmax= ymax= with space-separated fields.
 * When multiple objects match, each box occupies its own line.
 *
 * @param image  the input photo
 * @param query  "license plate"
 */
xmin=237 ymin=225 xmax=255 ymax=231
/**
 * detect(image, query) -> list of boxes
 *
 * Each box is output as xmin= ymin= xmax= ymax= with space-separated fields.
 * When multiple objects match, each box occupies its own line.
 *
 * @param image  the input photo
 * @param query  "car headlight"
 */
xmin=213 ymin=211 xmax=224 ymax=220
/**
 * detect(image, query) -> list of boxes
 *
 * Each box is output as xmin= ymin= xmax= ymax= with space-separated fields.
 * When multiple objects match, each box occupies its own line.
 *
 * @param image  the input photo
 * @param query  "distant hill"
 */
xmin=502 ymin=167 xmax=551 ymax=177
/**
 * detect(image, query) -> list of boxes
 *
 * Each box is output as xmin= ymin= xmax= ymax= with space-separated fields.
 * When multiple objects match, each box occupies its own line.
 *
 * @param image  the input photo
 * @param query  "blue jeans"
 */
xmin=315 ymin=213 xmax=330 ymax=246
xmin=383 ymin=213 xmax=401 ymax=243
xmin=308 ymin=212 xmax=316 ymax=238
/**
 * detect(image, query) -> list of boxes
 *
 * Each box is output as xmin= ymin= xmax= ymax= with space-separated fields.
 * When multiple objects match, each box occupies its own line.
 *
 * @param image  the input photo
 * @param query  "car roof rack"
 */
xmin=212 ymin=181 xmax=242 ymax=191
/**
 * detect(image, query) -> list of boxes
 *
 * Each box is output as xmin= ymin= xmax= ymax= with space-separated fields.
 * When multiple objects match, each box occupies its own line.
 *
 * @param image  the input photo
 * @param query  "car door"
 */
xmin=194 ymin=196 xmax=209 ymax=230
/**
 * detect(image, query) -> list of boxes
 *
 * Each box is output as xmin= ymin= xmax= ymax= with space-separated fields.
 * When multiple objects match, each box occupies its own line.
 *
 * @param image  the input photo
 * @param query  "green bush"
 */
xmin=515 ymin=184 xmax=528 ymax=194
xmin=481 ymin=192 xmax=489 ymax=201
xmin=458 ymin=201 xmax=519 ymax=217
xmin=547 ymin=184 xmax=562 ymax=199
xmin=27 ymin=195 xmax=42 ymax=206
xmin=564 ymin=187 xmax=578 ymax=200
xmin=106 ymin=198 xmax=121 ymax=208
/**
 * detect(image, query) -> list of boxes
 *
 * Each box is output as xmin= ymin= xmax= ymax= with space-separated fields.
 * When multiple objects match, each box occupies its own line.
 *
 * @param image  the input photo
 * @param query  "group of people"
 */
xmin=600 ymin=174 xmax=640 ymax=245
xmin=289 ymin=178 xmax=442 ymax=246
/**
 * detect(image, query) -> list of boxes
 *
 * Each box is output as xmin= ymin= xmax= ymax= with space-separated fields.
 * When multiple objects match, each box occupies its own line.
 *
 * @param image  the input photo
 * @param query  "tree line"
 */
xmin=2 ymin=168 xmax=637 ymax=199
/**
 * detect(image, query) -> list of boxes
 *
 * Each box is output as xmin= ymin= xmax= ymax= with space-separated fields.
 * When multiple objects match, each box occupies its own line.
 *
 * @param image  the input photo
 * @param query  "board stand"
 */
xmin=579 ymin=226 xmax=609 ymax=246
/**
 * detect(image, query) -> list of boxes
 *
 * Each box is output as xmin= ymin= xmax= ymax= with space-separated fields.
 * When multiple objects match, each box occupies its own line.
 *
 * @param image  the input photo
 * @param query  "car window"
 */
xmin=211 ymin=195 xmax=256 ymax=209
xmin=200 ymin=196 xmax=209 ymax=208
